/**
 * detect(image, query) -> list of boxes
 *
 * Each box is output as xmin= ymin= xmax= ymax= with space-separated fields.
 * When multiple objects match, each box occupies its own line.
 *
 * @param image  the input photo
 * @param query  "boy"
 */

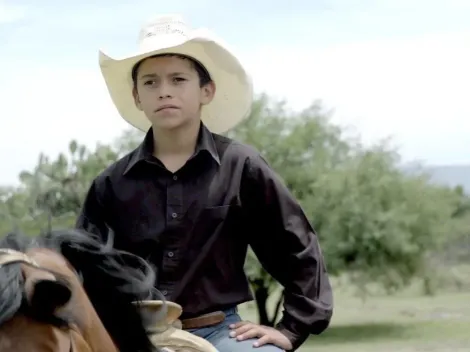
xmin=77 ymin=14 xmax=333 ymax=352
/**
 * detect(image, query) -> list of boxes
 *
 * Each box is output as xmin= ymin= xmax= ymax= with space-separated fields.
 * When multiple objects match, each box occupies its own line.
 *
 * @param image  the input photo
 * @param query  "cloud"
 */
xmin=0 ymin=1 xmax=27 ymax=24
xmin=1 ymin=1 xmax=470 ymax=186
xmin=0 ymin=65 xmax=130 ymax=185
xmin=2 ymin=28 xmax=465 ymax=185
xmin=240 ymin=30 xmax=470 ymax=164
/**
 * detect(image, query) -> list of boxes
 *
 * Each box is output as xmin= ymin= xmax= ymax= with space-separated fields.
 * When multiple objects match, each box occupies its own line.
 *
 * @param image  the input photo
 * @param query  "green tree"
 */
xmin=228 ymin=95 xmax=462 ymax=325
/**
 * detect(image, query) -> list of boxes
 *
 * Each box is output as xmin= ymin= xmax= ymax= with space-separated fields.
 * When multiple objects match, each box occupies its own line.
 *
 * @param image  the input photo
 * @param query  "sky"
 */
xmin=1 ymin=0 xmax=469 ymax=185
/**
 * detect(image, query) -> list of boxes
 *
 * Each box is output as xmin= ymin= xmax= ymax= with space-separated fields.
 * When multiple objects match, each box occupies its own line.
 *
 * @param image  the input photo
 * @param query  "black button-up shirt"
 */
xmin=76 ymin=123 xmax=333 ymax=349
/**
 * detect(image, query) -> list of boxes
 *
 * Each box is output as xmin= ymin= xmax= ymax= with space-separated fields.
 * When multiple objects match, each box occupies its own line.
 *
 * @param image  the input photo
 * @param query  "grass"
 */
xmin=238 ymin=286 xmax=470 ymax=351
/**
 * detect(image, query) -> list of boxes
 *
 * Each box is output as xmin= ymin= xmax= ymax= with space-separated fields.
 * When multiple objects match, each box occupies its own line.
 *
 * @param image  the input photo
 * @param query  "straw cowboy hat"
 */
xmin=98 ymin=14 xmax=253 ymax=134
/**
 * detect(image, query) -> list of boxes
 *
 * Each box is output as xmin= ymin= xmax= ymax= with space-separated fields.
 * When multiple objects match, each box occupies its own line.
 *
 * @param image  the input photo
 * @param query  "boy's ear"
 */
xmin=133 ymin=87 xmax=142 ymax=110
xmin=200 ymin=81 xmax=216 ymax=106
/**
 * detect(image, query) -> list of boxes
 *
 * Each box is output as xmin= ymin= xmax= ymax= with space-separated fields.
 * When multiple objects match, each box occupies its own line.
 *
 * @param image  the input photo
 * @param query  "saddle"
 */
xmin=134 ymin=300 xmax=219 ymax=352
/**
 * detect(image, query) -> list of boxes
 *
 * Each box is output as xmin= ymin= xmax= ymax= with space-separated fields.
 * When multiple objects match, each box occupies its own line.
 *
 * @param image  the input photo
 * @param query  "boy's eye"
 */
xmin=144 ymin=80 xmax=155 ymax=85
xmin=173 ymin=77 xmax=186 ymax=82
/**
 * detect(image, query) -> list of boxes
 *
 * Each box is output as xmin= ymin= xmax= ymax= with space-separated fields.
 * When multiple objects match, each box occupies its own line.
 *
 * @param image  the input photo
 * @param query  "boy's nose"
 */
xmin=158 ymin=82 xmax=173 ymax=99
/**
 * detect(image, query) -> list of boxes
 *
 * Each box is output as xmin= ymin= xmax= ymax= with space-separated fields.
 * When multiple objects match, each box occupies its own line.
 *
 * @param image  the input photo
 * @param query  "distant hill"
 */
xmin=426 ymin=165 xmax=470 ymax=192
xmin=404 ymin=164 xmax=470 ymax=193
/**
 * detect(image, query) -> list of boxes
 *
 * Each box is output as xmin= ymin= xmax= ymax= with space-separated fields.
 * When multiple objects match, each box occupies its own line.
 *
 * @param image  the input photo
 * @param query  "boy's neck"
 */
xmin=152 ymin=120 xmax=200 ymax=160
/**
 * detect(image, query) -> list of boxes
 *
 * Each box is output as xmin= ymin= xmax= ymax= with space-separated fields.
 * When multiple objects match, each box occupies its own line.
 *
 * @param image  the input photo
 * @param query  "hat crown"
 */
xmin=138 ymin=15 xmax=191 ymax=49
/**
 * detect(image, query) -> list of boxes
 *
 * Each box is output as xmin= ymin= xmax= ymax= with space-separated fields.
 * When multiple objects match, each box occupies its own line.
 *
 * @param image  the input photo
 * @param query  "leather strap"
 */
xmin=181 ymin=311 xmax=226 ymax=329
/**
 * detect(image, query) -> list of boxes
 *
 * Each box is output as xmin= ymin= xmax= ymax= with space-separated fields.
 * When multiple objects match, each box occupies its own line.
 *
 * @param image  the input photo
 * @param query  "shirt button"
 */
xmin=162 ymin=290 xmax=168 ymax=296
xmin=168 ymin=251 xmax=174 ymax=258
xmin=173 ymin=175 xmax=178 ymax=180
xmin=171 ymin=212 xmax=177 ymax=218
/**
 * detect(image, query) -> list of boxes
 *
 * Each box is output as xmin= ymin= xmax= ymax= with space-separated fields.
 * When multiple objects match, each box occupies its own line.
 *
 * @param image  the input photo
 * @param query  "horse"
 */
xmin=0 ymin=228 xmax=217 ymax=352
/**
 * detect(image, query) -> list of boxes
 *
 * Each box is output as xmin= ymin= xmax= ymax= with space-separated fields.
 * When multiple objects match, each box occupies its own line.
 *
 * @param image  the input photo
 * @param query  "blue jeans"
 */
xmin=186 ymin=307 xmax=284 ymax=352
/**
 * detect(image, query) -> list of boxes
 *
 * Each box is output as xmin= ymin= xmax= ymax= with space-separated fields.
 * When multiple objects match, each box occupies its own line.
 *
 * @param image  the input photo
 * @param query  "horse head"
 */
xmin=0 ymin=229 xmax=159 ymax=352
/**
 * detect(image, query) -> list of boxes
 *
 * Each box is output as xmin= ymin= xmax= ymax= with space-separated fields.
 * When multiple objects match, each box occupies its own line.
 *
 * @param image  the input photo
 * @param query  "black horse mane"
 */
xmin=0 ymin=228 xmax=163 ymax=352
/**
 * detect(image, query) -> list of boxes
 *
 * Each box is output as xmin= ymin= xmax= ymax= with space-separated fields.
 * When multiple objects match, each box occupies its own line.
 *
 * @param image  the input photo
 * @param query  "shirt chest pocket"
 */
xmin=185 ymin=205 xmax=240 ymax=248
xmin=202 ymin=204 xmax=231 ymax=220
xmin=195 ymin=205 xmax=232 ymax=234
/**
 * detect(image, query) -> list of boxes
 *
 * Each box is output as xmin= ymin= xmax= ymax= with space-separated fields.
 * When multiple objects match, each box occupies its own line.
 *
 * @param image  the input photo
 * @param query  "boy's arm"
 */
xmin=241 ymin=154 xmax=333 ymax=350
xmin=76 ymin=178 xmax=110 ymax=241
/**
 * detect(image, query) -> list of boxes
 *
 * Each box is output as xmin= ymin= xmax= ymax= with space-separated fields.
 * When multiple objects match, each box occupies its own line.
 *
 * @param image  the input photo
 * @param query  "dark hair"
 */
xmin=132 ymin=53 xmax=212 ymax=89
xmin=0 ymin=229 xmax=161 ymax=352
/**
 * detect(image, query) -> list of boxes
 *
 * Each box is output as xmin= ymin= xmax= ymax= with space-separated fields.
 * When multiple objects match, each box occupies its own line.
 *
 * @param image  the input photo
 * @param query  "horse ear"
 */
xmin=27 ymin=279 xmax=72 ymax=313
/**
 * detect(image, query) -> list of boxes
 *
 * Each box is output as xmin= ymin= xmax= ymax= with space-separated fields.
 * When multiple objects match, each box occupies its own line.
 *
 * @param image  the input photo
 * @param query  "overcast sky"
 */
xmin=1 ymin=0 xmax=469 ymax=185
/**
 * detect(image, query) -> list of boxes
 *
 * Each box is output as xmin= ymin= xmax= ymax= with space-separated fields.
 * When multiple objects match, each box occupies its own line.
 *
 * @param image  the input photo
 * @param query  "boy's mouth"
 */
xmin=156 ymin=104 xmax=179 ymax=112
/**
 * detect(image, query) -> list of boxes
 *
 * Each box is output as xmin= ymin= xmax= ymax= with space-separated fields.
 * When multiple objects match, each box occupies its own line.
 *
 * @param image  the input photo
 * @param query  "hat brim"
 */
xmin=99 ymin=34 xmax=253 ymax=134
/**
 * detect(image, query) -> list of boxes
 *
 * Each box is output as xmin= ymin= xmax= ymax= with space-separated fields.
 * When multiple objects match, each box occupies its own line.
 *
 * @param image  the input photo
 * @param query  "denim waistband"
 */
xmin=221 ymin=306 xmax=238 ymax=316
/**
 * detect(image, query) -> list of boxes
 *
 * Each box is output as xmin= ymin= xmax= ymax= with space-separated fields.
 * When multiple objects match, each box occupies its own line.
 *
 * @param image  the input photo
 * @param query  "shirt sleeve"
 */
xmin=241 ymin=154 xmax=333 ymax=350
xmin=75 ymin=178 xmax=110 ymax=242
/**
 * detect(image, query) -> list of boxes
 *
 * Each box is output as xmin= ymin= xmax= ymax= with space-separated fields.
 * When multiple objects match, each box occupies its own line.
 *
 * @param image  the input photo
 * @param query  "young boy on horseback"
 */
xmin=77 ymin=14 xmax=333 ymax=352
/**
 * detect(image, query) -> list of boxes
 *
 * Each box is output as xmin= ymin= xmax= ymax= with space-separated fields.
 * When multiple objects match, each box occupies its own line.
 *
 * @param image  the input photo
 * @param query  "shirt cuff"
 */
xmin=275 ymin=319 xmax=309 ymax=351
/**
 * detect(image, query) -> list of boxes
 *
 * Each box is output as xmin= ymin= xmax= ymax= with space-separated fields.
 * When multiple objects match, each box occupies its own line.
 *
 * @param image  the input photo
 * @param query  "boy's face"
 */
xmin=132 ymin=55 xmax=215 ymax=131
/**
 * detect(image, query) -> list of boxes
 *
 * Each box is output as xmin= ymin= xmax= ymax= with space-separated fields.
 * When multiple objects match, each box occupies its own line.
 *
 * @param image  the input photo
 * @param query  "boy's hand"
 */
xmin=229 ymin=321 xmax=293 ymax=350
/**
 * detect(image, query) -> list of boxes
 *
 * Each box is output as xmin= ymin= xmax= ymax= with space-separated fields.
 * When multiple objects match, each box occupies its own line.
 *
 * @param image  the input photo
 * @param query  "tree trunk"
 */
xmin=254 ymin=281 xmax=271 ymax=326
xmin=271 ymin=291 xmax=284 ymax=325
xmin=253 ymin=280 xmax=285 ymax=327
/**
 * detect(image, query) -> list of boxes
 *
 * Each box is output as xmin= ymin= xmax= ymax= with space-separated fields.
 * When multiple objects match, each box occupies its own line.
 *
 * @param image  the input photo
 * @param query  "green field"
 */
xmin=238 ymin=288 xmax=470 ymax=351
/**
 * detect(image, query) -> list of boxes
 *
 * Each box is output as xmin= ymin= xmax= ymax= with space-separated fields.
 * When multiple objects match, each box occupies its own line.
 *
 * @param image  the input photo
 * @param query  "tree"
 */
xmin=16 ymin=130 xmax=146 ymax=222
xmin=5 ymin=136 xmax=135 ymax=234
xmin=227 ymin=95 xmax=462 ymax=324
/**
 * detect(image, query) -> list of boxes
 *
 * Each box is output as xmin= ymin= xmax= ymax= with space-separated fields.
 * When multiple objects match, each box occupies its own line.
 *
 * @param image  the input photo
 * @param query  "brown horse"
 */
xmin=0 ymin=228 xmax=161 ymax=352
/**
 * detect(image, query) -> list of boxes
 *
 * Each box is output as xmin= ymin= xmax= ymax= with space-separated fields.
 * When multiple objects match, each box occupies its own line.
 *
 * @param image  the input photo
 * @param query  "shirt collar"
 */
xmin=123 ymin=122 xmax=220 ymax=175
